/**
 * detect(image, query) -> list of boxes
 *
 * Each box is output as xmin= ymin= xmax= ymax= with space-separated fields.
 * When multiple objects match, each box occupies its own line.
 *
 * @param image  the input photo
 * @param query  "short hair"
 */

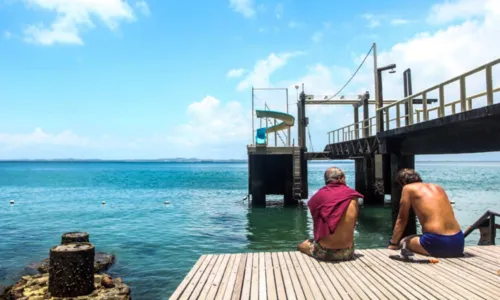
xmin=396 ymin=168 xmax=422 ymax=186
xmin=324 ymin=167 xmax=345 ymax=184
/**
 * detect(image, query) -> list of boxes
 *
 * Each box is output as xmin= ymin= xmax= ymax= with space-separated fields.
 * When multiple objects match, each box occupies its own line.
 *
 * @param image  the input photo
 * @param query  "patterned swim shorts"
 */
xmin=308 ymin=239 xmax=354 ymax=261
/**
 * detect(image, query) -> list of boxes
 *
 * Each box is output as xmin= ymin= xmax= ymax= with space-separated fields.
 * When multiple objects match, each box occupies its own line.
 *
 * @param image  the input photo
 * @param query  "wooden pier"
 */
xmin=170 ymin=245 xmax=500 ymax=299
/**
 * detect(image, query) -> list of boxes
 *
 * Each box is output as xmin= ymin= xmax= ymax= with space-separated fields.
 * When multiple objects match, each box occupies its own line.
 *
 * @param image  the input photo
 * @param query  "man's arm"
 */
xmin=390 ymin=186 xmax=412 ymax=245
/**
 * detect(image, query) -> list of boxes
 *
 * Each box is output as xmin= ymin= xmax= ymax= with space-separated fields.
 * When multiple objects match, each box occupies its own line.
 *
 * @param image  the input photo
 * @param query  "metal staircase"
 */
xmin=292 ymin=148 xmax=302 ymax=201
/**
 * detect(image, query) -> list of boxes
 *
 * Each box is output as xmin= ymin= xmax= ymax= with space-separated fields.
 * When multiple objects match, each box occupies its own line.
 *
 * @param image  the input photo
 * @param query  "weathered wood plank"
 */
xmin=173 ymin=246 xmax=500 ymax=300
xmin=240 ymin=253 xmax=253 ymax=300
xmin=291 ymin=252 xmax=325 ymax=299
xmin=186 ymin=254 xmax=221 ymax=300
xmin=377 ymin=250 xmax=476 ymax=300
xmin=202 ymin=254 xmax=231 ymax=300
xmin=250 ymin=253 xmax=259 ymax=300
xmin=371 ymin=249 xmax=465 ymax=300
xmin=170 ymin=255 xmax=207 ymax=300
xmin=359 ymin=251 xmax=435 ymax=300
xmin=216 ymin=254 xmax=236 ymax=300
xmin=286 ymin=251 xmax=312 ymax=299
xmin=270 ymin=252 xmax=287 ymax=300
xmin=231 ymin=254 xmax=248 ymax=300
xmin=259 ymin=252 xmax=267 ymax=299
xmin=276 ymin=252 xmax=297 ymax=300
xmin=264 ymin=252 xmax=277 ymax=300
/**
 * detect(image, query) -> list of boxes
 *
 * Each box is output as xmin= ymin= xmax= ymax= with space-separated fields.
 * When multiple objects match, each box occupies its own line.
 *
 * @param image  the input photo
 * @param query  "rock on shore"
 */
xmin=26 ymin=253 xmax=115 ymax=275
xmin=3 ymin=273 xmax=130 ymax=300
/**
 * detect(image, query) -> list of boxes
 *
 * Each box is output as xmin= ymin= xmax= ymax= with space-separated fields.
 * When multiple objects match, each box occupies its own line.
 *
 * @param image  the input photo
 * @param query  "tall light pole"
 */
xmin=376 ymin=64 xmax=396 ymax=133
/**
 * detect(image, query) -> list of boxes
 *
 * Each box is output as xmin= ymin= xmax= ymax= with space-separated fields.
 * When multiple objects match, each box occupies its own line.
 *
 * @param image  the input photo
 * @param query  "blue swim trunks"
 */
xmin=420 ymin=230 xmax=465 ymax=258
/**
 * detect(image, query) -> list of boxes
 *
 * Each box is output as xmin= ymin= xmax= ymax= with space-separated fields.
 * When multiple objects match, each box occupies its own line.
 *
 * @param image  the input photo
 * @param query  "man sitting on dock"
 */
xmin=298 ymin=167 xmax=363 ymax=261
xmin=389 ymin=168 xmax=464 ymax=258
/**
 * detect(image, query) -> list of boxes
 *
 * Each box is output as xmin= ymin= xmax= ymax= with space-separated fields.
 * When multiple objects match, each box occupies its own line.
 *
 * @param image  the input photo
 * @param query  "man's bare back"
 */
xmin=389 ymin=168 xmax=464 ymax=258
xmin=406 ymin=182 xmax=461 ymax=235
xmin=319 ymin=199 xmax=358 ymax=249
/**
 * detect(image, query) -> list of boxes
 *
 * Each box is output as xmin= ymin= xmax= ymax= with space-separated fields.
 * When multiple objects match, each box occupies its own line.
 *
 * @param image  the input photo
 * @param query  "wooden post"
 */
xmin=363 ymin=96 xmax=369 ymax=137
xmin=460 ymin=77 xmax=467 ymax=112
xmin=49 ymin=243 xmax=95 ymax=298
xmin=354 ymin=158 xmax=366 ymax=197
xmin=61 ymin=232 xmax=89 ymax=245
xmin=390 ymin=152 xmax=417 ymax=237
xmin=486 ymin=65 xmax=493 ymax=106
xmin=354 ymin=105 xmax=359 ymax=139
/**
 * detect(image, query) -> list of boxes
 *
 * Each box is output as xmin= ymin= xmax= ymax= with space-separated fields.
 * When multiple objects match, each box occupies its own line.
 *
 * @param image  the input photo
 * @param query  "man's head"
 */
xmin=396 ymin=168 xmax=422 ymax=187
xmin=324 ymin=167 xmax=345 ymax=185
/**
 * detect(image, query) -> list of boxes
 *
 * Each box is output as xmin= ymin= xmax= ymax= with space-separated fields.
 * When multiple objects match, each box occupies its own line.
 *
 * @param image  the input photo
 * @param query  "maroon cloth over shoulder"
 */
xmin=307 ymin=182 xmax=364 ymax=242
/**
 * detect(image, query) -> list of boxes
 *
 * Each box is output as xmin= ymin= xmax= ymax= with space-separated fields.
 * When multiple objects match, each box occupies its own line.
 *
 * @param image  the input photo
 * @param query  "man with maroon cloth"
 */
xmin=298 ymin=167 xmax=363 ymax=261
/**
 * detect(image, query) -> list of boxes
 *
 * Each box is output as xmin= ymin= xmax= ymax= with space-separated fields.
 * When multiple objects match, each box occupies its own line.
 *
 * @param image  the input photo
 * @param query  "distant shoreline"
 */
xmin=0 ymin=159 xmax=499 ymax=163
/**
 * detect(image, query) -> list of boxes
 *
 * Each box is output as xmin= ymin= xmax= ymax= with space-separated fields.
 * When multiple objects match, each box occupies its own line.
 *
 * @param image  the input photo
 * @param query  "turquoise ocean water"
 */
xmin=1 ymin=161 xmax=499 ymax=299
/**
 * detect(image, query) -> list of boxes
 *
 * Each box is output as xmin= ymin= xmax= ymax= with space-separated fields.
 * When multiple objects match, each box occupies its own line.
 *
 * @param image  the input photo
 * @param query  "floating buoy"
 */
xmin=102 ymin=201 xmax=106 ymax=205
xmin=9 ymin=200 xmax=14 ymax=204
xmin=164 ymin=201 xmax=170 ymax=205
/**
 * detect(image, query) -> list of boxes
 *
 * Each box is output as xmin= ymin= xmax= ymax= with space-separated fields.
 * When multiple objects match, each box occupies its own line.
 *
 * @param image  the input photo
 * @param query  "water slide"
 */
xmin=255 ymin=110 xmax=295 ymax=145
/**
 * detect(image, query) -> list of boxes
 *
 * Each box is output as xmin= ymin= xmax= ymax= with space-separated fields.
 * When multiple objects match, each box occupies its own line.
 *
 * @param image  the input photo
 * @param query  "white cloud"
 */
xmin=227 ymin=68 xmax=246 ymax=78
xmin=135 ymin=1 xmax=150 ymax=16
xmin=275 ymin=3 xmax=283 ymax=19
xmin=229 ymin=0 xmax=255 ymax=18
xmin=390 ymin=19 xmax=410 ymax=25
xmin=237 ymin=51 xmax=304 ymax=91
xmin=288 ymin=21 xmax=304 ymax=29
xmin=4 ymin=31 xmax=12 ymax=39
xmin=164 ymin=96 xmax=251 ymax=151
xmin=427 ymin=0 xmax=489 ymax=25
xmin=22 ymin=0 xmax=138 ymax=46
xmin=361 ymin=13 xmax=381 ymax=28
xmin=311 ymin=31 xmax=323 ymax=43
xmin=0 ymin=128 xmax=89 ymax=147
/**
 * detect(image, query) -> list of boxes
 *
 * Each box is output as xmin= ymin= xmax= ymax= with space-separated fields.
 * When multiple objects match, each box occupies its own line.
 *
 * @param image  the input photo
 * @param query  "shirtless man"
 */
xmin=298 ymin=167 xmax=363 ymax=261
xmin=389 ymin=168 xmax=464 ymax=257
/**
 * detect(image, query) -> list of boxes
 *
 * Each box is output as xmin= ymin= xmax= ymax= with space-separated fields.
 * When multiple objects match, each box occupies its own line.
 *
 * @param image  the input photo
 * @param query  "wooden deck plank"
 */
xmin=286 ymin=251 xmax=313 ymax=299
xmin=306 ymin=257 xmax=345 ymax=300
xmin=291 ymin=252 xmax=325 ymax=300
xmin=258 ymin=252 xmax=267 ymax=299
xmin=169 ymin=255 xmax=207 ymax=300
xmin=202 ymin=254 xmax=231 ymax=300
xmin=216 ymin=254 xmax=236 ymax=300
xmin=275 ymin=252 xmax=297 ymax=300
xmin=264 ymin=252 xmax=277 ymax=300
xmin=314 ymin=260 xmax=351 ymax=300
xmin=360 ymin=251 xmax=438 ymax=300
xmin=329 ymin=258 xmax=371 ymax=300
xmin=172 ymin=246 xmax=500 ymax=300
xmin=371 ymin=249 xmax=466 ymax=300
xmin=240 ymin=253 xmax=253 ymax=300
xmin=466 ymin=246 xmax=500 ymax=265
xmin=231 ymin=254 xmax=248 ymax=300
xmin=348 ymin=253 xmax=408 ymax=300
xmin=187 ymin=254 xmax=221 ymax=300
xmin=278 ymin=252 xmax=306 ymax=300
xmin=442 ymin=255 xmax=500 ymax=287
xmin=270 ymin=252 xmax=287 ymax=300
xmin=250 ymin=253 xmax=259 ymax=300
xmin=410 ymin=252 xmax=500 ymax=299
xmin=300 ymin=254 xmax=339 ymax=300
xmin=376 ymin=250 xmax=477 ymax=300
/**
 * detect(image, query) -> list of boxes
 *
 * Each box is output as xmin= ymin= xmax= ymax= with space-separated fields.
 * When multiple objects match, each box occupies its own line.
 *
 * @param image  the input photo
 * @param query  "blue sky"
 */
xmin=0 ymin=0 xmax=499 ymax=160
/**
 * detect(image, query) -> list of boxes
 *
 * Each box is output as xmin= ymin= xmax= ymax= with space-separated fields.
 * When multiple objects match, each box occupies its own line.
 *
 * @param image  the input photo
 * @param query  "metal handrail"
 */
xmin=326 ymin=57 xmax=500 ymax=144
xmin=463 ymin=210 xmax=499 ymax=245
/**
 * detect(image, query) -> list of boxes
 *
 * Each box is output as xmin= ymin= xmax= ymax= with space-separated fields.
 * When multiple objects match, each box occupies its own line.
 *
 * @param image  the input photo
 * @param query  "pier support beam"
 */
xmin=354 ymin=154 xmax=384 ymax=206
xmin=390 ymin=152 xmax=417 ymax=237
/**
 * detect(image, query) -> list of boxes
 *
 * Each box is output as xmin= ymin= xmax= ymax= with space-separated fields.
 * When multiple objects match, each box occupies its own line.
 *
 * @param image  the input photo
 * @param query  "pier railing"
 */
xmin=327 ymin=57 xmax=500 ymax=144
xmin=463 ymin=210 xmax=499 ymax=245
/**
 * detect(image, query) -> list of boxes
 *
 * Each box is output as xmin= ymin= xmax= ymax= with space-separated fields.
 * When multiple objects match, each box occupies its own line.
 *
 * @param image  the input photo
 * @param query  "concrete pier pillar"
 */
xmin=390 ymin=153 xmax=417 ymax=236
xmin=356 ymin=154 xmax=384 ymax=206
